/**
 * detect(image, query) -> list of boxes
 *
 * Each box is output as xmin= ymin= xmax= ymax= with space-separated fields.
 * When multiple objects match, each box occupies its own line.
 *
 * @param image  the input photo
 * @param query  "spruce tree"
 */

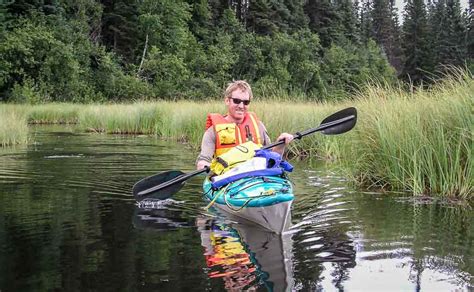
xmin=359 ymin=0 xmax=373 ymax=44
xmin=100 ymin=0 xmax=141 ymax=63
xmin=335 ymin=0 xmax=359 ymax=43
xmin=246 ymin=0 xmax=291 ymax=34
xmin=304 ymin=0 xmax=341 ymax=46
xmin=388 ymin=0 xmax=404 ymax=72
xmin=372 ymin=0 xmax=403 ymax=73
xmin=468 ymin=0 xmax=474 ymax=62
xmin=442 ymin=0 xmax=467 ymax=67
xmin=283 ymin=0 xmax=308 ymax=32
xmin=401 ymin=0 xmax=433 ymax=83
xmin=208 ymin=0 xmax=231 ymax=26
xmin=187 ymin=0 xmax=213 ymax=44
xmin=428 ymin=0 xmax=467 ymax=71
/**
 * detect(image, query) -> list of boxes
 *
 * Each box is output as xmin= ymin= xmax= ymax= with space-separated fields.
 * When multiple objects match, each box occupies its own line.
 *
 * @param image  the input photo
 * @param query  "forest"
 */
xmin=0 ymin=0 xmax=472 ymax=103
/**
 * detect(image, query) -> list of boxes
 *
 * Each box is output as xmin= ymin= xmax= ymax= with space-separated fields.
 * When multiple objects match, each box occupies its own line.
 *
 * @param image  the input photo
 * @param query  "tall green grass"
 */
xmin=27 ymin=103 xmax=80 ymax=124
xmin=0 ymin=105 xmax=28 ymax=146
xmin=0 ymin=73 xmax=471 ymax=199
xmin=338 ymin=72 xmax=472 ymax=200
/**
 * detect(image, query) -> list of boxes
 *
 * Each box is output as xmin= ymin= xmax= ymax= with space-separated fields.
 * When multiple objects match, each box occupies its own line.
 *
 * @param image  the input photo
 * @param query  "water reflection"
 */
xmin=0 ymin=126 xmax=472 ymax=291
xmin=133 ymin=200 xmax=295 ymax=291
xmin=196 ymin=214 xmax=294 ymax=292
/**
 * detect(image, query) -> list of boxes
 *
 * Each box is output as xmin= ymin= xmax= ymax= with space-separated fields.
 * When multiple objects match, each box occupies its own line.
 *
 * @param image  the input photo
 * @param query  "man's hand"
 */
xmin=197 ymin=160 xmax=210 ymax=170
xmin=272 ymin=132 xmax=294 ymax=155
xmin=277 ymin=133 xmax=294 ymax=145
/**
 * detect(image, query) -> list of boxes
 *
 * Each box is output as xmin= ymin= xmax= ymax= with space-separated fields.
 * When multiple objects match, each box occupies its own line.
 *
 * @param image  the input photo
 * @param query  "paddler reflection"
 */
xmin=196 ymin=215 xmax=294 ymax=292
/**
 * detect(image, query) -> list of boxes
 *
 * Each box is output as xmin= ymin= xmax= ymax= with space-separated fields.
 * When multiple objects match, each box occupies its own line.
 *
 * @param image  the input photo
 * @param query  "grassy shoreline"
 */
xmin=1 ymin=75 xmax=472 ymax=201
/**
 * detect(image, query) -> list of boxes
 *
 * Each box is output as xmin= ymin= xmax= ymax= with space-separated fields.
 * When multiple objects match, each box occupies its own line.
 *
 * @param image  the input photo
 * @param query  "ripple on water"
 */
xmin=0 ymin=128 xmax=471 ymax=291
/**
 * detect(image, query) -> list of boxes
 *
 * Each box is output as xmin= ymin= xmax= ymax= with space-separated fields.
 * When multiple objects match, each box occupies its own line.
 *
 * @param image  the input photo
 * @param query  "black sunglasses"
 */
xmin=229 ymin=97 xmax=251 ymax=106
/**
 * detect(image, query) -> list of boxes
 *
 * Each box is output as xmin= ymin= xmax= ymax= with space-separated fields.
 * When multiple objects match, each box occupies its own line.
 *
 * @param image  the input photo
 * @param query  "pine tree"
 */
xmin=304 ymin=0 xmax=342 ymax=46
xmin=208 ymin=0 xmax=231 ymax=26
xmin=187 ymin=0 xmax=213 ymax=43
xmin=468 ymin=0 xmax=474 ymax=61
xmin=335 ymin=0 xmax=359 ymax=43
xmin=100 ymin=0 xmax=141 ymax=63
xmin=246 ymin=0 xmax=291 ymax=35
xmin=401 ymin=0 xmax=433 ymax=83
xmin=427 ymin=0 xmax=446 ymax=65
xmin=283 ymin=0 xmax=308 ymax=32
xmin=441 ymin=0 xmax=467 ymax=67
xmin=371 ymin=0 xmax=403 ymax=73
xmin=428 ymin=0 xmax=468 ymax=71
xmin=0 ymin=1 xmax=9 ymax=34
xmin=359 ymin=0 xmax=373 ymax=44
xmin=388 ymin=0 xmax=404 ymax=72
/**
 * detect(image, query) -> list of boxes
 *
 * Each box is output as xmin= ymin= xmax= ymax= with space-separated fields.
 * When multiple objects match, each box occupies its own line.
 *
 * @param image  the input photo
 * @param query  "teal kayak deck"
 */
xmin=203 ymin=175 xmax=294 ymax=208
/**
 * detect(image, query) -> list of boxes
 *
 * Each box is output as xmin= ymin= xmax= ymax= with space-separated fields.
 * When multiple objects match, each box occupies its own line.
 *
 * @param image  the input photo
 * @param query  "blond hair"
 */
xmin=224 ymin=80 xmax=253 ymax=99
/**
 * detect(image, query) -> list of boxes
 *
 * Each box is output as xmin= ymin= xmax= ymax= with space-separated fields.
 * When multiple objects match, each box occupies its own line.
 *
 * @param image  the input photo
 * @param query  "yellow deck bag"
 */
xmin=210 ymin=141 xmax=261 ymax=176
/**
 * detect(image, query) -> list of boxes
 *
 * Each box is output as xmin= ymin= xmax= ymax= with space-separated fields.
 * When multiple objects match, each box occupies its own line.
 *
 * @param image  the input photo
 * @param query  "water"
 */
xmin=0 ymin=126 xmax=472 ymax=291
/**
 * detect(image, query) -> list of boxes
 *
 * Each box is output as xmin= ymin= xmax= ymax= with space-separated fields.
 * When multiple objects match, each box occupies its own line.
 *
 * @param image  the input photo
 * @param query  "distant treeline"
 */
xmin=0 ymin=0 xmax=472 ymax=102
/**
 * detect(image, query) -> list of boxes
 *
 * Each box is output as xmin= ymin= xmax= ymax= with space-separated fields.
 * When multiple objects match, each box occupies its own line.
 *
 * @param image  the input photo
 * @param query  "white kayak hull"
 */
xmin=203 ymin=176 xmax=294 ymax=234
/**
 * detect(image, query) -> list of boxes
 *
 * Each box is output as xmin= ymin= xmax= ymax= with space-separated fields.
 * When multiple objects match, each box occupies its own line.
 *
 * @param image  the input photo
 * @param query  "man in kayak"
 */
xmin=196 ymin=80 xmax=293 ymax=170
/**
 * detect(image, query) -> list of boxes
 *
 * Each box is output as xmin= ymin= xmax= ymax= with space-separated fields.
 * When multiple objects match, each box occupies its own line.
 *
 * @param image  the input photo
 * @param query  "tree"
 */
xmin=372 ymin=0 xmax=403 ymax=72
xmin=438 ymin=0 xmax=467 ymax=67
xmin=283 ymin=0 xmax=308 ymax=32
xmin=187 ymin=0 xmax=213 ymax=43
xmin=359 ymin=0 xmax=373 ymax=44
xmin=335 ymin=0 xmax=359 ymax=43
xmin=401 ymin=0 xmax=433 ymax=84
xmin=468 ymin=0 xmax=474 ymax=66
xmin=304 ymin=0 xmax=342 ymax=47
xmin=100 ymin=0 xmax=141 ymax=63
xmin=246 ymin=0 xmax=289 ymax=35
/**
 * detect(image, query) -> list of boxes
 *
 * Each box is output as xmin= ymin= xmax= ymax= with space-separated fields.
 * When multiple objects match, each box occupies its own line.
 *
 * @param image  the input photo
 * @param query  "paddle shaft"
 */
xmin=262 ymin=114 xmax=356 ymax=150
xmin=137 ymin=167 xmax=209 ymax=196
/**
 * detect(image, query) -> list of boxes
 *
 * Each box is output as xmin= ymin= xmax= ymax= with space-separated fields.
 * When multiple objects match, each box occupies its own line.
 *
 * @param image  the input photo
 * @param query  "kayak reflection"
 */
xmin=196 ymin=214 xmax=294 ymax=292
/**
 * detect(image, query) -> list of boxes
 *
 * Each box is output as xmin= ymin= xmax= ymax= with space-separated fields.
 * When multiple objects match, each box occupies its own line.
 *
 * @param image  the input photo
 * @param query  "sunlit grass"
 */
xmin=78 ymin=103 xmax=159 ymax=134
xmin=0 ymin=105 xmax=28 ymax=146
xmin=0 ymin=71 xmax=471 ymax=199
xmin=27 ymin=103 xmax=80 ymax=124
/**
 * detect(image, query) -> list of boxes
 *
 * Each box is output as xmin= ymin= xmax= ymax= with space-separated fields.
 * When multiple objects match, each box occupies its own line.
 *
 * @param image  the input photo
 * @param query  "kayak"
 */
xmin=202 ymin=175 xmax=294 ymax=234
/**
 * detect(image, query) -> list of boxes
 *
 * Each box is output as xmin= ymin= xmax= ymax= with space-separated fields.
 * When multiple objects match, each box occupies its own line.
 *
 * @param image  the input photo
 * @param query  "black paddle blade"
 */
xmin=321 ymin=107 xmax=357 ymax=135
xmin=132 ymin=170 xmax=185 ymax=201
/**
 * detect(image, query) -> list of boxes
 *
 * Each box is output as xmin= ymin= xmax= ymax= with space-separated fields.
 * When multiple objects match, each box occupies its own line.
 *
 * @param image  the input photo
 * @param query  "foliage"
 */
xmin=319 ymin=40 xmax=396 ymax=100
xmin=0 ymin=0 xmax=471 ymax=102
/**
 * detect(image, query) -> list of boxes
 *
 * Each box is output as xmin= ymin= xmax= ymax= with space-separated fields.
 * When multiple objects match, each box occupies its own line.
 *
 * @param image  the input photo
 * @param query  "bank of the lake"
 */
xmin=0 ymin=75 xmax=472 ymax=201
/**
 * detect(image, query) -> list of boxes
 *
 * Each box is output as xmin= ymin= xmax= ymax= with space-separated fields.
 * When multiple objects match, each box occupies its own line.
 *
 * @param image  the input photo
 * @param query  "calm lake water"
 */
xmin=0 ymin=126 xmax=472 ymax=291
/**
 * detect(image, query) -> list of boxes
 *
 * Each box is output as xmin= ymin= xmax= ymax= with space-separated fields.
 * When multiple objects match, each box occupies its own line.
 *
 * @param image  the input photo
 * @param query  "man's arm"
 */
xmin=259 ymin=122 xmax=293 ymax=155
xmin=196 ymin=128 xmax=215 ymax=170
xmin=258 ymin=121 xmax=271 ymax=146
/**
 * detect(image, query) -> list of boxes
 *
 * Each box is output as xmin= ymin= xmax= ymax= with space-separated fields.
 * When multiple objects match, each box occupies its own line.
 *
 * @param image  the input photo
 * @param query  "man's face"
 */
xmin=225 ymin=89 xmax=250 ymax=123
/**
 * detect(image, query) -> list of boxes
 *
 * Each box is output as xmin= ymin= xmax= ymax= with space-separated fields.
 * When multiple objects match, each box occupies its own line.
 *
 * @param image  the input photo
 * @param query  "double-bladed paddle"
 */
xmin=132 ymin=107 xmax=357 ymax=201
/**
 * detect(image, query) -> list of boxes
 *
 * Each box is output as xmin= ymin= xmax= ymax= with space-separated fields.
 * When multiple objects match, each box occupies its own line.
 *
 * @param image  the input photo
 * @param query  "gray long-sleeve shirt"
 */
xmin=196 ymin=121 xmax=271 ymax=164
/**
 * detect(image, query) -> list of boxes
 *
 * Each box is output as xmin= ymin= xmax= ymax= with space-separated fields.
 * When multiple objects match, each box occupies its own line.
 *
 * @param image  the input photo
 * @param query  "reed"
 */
xmin=0 ymin=72 xmax=471 ymax=199
xmin=78 ymin=103 xmax=160 ymax=134
xmin=0 ymin=105 xmax=28 ymax=146
xmin=27 ymin=103 xmax=80 ymax=124
xmin=339 ymin=72 xmax=472 ymax=200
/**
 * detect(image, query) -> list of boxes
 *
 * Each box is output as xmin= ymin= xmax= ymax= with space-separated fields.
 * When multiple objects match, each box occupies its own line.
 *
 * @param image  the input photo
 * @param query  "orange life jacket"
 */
xmin=205 ymin=112 xmax=262 ymax=156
